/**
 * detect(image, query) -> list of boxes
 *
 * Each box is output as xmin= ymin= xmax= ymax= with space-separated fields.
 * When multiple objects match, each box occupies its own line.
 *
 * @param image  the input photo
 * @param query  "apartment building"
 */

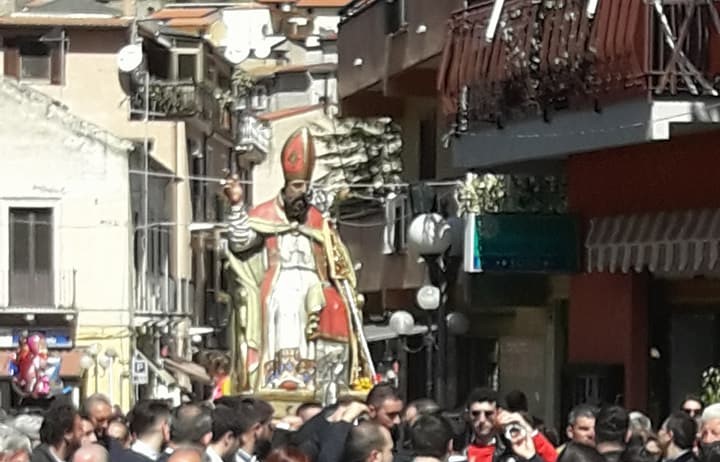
xmin=0 ymin=0 xmax=194 ymax=406
xmin=0 ymin=77 xmax=133 ymax=409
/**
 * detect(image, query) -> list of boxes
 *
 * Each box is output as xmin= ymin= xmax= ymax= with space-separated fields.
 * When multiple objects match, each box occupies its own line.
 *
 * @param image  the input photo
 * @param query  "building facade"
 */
xmin=0 ymin=77 xmax=133 ymax=409
xmin=0 ymin=6 xmax=194 ymax=406
xmin=338 ymin=0 xmax=575 ymax=420
xmin=434 ymin=0 xmax=720 ymax=422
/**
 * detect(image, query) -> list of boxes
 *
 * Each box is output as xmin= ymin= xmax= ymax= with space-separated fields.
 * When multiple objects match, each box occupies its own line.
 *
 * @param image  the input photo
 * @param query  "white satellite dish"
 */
xmin=253 ymin=41 xmax=272 ymax=59
xmin=225 ymin=44 xmax=250 ymax=64
xmin=117 ymin=44 xmax=143 ymax=73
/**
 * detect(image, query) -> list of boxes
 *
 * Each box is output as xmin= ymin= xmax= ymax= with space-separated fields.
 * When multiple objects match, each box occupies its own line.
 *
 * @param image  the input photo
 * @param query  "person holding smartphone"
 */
xmin=464 ymin=388 xmax=557 ymax=462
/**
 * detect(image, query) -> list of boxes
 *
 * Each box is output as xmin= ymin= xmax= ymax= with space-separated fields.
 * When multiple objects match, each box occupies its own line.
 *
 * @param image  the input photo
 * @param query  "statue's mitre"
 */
xmin=281 ymin=127 xmax=316 ymax=182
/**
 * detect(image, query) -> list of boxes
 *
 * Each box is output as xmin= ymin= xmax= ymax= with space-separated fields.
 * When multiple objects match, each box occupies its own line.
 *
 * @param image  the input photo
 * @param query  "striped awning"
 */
xmin=586 ymin=209 xmax=720 ymax=274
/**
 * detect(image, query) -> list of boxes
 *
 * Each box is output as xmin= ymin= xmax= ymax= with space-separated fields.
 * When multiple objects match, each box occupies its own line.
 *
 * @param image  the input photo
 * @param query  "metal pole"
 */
xmin=427 ymin=256 xmax=447 ymax=407
xmin=436 ymin=287 xmax=447 ymax=407
xmin=143 ymin=71 xmax=150 ymax=313
xmin=94 ymin=360 xmax=99 ymax=393
xmin=108 ymin=359 xmax=114 ymax=404
xmin=424 ymin=328 xmax=433 ymax=399
xmin=131 ymin=70 xmax=150 ymax=405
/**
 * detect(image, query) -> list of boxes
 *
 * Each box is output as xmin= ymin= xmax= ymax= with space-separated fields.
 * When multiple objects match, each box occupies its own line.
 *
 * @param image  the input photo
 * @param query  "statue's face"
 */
xmin=283 ymin=180 xmax=308 ymax=201
xmin=282 ymin=180 xmax=310 ymax=223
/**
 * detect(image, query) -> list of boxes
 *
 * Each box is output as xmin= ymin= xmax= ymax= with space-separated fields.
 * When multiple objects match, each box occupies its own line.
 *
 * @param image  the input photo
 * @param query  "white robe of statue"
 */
xmin=264 ymin=231 xmax=320 ymax=365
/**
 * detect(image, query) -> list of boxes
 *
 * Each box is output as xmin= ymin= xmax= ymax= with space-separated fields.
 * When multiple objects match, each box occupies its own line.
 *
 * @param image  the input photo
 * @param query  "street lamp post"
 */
xmin=99 ymin=348 xmax=118 ymax=404
xmin=86 ymin=343 xmax=100 ymax=393
xmin=407 ymin=213 xmax=451 ymax=406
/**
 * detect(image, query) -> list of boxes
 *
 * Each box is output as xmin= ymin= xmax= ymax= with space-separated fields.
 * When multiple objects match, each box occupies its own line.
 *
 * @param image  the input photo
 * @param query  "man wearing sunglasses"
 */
xmin=465 ymin=388 xmax=557 ymax=462
xmin=682 ymin=397 xmax=704 ymax=420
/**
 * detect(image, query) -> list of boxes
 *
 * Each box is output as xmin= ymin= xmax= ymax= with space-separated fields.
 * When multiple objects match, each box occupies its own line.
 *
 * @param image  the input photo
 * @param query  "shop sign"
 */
xmin=0 ymin=328 xmax=73 ymax=349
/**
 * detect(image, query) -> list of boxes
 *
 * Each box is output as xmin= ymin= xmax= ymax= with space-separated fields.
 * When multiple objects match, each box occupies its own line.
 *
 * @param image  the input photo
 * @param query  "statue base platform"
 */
xmin=236 ymin=389 xmax=370 ymax=417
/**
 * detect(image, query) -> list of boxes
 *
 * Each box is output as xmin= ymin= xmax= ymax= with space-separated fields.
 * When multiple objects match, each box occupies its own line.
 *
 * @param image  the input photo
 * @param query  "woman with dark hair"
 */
xmin=265 ymin=447 xmax=310 ymax=462
xmin=559 ymin=442 xmax=606 ymax=462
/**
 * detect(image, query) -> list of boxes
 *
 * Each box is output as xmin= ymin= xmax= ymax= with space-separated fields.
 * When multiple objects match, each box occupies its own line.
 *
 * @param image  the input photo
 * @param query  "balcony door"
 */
xmin=9 ymin=208 xmax=53 ymax=307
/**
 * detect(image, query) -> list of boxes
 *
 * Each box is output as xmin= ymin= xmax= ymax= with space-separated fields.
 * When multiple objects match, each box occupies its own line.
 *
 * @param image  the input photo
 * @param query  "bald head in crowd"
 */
xmin=167 ymin=447 xmax=203 ymax=462
xmin=71 ymin=444 xmax=108 ymax=462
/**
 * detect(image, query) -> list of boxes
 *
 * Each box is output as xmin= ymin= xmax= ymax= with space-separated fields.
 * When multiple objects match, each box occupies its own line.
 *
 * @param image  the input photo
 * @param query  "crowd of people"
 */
xmin=1 ymin=386 xmax=719 ymax=462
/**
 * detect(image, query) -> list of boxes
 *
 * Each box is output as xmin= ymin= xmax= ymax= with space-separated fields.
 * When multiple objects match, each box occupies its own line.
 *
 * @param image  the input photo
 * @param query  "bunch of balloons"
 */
xmin=8 ymin=332 xmax=62 ymax=398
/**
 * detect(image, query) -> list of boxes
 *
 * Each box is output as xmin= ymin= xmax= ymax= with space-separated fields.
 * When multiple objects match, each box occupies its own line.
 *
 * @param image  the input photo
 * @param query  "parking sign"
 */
xmin=132 ymin=353 xmax=148 ymax=385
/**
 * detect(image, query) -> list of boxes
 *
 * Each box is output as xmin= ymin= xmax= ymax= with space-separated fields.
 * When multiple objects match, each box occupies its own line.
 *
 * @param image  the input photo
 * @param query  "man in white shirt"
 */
xmin=206 ymin=405 xmax=243 ymax=462
xmin=120 ymin=400 xmax=172 ymax=462
xmin=233 ymin=399 xmax=274 ymax=462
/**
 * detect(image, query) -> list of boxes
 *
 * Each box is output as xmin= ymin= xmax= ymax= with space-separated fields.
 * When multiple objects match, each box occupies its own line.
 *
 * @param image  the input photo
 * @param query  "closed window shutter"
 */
xmin=4 ymin=47 xmax=19 ymax=79
xmin=50 ymin=44 xmax=62 ymax=85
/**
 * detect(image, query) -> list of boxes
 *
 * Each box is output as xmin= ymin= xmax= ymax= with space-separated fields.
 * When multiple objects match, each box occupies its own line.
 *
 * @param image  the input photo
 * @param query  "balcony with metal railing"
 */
xmin=134 ymin=274 xmax=195 ymax=317
xmin=130 ymin=79 xmax=199 ymax=119
xmin=438 ymin=0 xmax=720 ymax=123
xmin=236 ymin=114 xmax=270 ymax=155
xmin=0 ymin=270 xmax=77 ymax=312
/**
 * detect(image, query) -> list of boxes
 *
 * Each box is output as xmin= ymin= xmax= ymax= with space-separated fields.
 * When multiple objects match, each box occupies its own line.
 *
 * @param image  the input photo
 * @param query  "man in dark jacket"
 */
xmin=157 ymin=403 xmax=212 ymax=462
xmin=31 ymin=400 xmax=84 ymax=462
xmin=342 ymin=420 xmax=394 ymax=462
xmin=595 ymin=406 xmax=630 ymax=462
xmin=659 ymin=411 xmax=697 ymax=462
xmin=81 ymin=395 xmax=112 ymax=445
xmin=409 ymin=414 xmax=455 ymax=462
xmin=115 ymin=400 xmax=171 ymax=462
xmin=289 ymin=399 xmax=369 ymax=462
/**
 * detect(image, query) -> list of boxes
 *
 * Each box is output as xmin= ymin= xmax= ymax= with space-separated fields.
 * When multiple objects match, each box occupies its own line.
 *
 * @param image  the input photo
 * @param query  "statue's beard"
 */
xmin=283 ymin=193 xmax=309 ymax=223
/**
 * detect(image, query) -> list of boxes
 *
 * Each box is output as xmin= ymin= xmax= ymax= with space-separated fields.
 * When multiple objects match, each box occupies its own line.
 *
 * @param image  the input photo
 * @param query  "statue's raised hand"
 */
xmin=223 ymin=174 xmax=244 ymax=206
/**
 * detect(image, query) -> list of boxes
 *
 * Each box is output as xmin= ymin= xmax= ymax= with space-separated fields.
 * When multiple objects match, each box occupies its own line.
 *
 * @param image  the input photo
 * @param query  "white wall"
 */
xmin=310 ymin=9 xmax=341 ymax=35
xmin=0 ymin=28 xmax=192 ymax=282
xmin=0 ymin=79 xmax=132 ymax=327
xmin=310 ymin=74 xmax=337 ymax=104
xmin=222 ymin=7 xmax=276 ymax=50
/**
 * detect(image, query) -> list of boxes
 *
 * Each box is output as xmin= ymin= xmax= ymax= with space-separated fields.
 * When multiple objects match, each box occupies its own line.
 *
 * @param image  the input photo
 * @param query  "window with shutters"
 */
xmin=3 ymin=38 xmax=63 ymax=85
xmin=20 ymin=41 xmax=51 ymax=81
xmin=9 ymin=208 xmax=54 ymax=307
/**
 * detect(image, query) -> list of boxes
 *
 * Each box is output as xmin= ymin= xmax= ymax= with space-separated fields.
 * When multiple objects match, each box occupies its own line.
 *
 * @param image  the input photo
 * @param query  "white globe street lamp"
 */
xmin=407 ymin=213 xmax=452 ymax=257
xmin=388 ymin=310 xmax=415 ymax=336
xmin=79 ymin=354 xmax=94 ymax=371
xmin=416 ymin=285 xmax=441 ymax=311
